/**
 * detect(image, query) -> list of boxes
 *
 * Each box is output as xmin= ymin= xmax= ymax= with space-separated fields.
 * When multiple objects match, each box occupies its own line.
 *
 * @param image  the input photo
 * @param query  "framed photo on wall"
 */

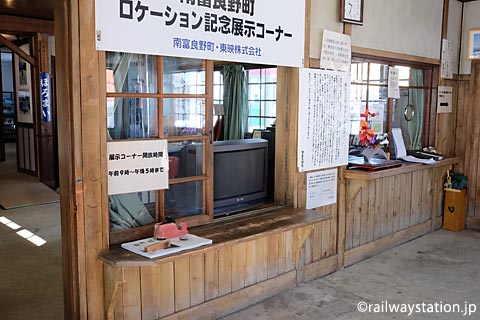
xmin=468 ymin=28 xmax=480 ymax=60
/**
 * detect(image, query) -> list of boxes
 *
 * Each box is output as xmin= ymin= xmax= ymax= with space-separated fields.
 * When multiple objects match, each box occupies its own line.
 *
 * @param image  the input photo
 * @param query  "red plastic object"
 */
xmin=169 ymin=156 xmax=180 ymax=179
xmin=154 ymin=220 xmax=188 ymax=240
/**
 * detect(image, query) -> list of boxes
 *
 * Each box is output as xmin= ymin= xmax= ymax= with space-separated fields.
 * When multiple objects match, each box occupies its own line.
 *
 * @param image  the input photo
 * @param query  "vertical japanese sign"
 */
xmin=40 ymin=72 xmax=52 ymax=122
xmin=95 ymin=0 xmax=305 ymax=67
xmin=441 ymin=39 xmax=454 ymax=80
xmin=437 ymin=86 xmax=453 ymax=114
xmin=298 ymin=68 xmax=350 ymax=172
xmin=319 ymin=30 xmax=351 ymax=72
xmin=306 ymin=169 xmax=337 ymax=209
xmin=107 ymin=140 xmax=169 ymax=195
xmin=40 ymin=72 xmax=51 ymax=122
xmin=388 ymin=67 xmax=400 ymax=99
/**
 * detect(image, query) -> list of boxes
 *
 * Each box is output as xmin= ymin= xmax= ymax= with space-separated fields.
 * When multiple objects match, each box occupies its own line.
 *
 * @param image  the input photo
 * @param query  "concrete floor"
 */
xmin=0 ymin=202 xmax=64 ymax=320
xmin=0 ymin=143 xmax=63 ymax=319
xmin=222 ymin=229 xmax=480 ymax=320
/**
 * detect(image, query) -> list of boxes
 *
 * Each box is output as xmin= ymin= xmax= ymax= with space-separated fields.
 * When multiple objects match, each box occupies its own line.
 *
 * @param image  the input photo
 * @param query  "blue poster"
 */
xmin=40 ymin=72 xmax=51 ymax=122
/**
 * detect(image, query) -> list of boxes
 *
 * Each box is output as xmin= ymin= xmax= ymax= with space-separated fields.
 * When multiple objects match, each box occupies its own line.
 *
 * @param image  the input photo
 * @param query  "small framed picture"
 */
xmin=468 ymin=28 xmax=480 ymax=60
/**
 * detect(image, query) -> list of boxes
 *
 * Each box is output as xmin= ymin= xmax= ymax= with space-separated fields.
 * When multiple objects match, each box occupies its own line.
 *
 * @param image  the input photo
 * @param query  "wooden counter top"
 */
xmin=344 ymin=157 xmax=459 ymax=181
xmin=100 ymin=207 xmax=332 ymax=267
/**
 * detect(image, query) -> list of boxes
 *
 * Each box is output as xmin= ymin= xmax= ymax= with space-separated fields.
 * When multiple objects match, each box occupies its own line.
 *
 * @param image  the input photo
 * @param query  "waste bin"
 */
xmin=443 ymin=188 xmax=467 ymax=232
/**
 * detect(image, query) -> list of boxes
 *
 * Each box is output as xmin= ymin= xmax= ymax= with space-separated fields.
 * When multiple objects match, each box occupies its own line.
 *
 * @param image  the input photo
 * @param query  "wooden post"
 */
xmin=55 ymin=0 xmax=106 ymax=318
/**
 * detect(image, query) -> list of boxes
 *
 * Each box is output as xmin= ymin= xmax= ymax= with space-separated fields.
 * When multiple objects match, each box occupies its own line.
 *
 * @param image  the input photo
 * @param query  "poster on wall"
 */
xmin=319 ymin=29 xmax=351 ymax=72
xmin=306 ymin=169 xmax=337 ymax=209
xmin=388 ymin=67 xmax=400 ymax=99
xmin=441 ymin=39 xmax=454 ymax=79
xmin=437 ymin=86 xmax=453 ymax=114
xmin=107 ymin=140 xmax=169 ymax=195
xmin=95 ymin=0 xmax=305 ymax=67
xmin=298 ymin=68 xmax=350 ymax=172
xmin=15 ymin=55 xmax=33 ymax=124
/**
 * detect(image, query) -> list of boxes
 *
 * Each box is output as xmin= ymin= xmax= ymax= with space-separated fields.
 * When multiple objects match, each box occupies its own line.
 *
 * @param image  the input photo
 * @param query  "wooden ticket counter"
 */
xmin=343 ymin=158 xmax=459 ymax=267
xmin=101 ymin=208 xmax=339 ymax=320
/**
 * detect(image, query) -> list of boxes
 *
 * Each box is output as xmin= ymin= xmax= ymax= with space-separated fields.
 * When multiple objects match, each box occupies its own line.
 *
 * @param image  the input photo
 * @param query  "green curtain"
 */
xmin=408 ymin=69 xmax=424 ymax=150
xmin=222 ymin=65 xmax=248 ymax=140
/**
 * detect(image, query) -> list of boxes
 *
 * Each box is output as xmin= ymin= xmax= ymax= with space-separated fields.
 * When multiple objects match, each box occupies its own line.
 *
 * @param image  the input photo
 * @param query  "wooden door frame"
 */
xmin=55 ymin=0 xmax=107 ymax=318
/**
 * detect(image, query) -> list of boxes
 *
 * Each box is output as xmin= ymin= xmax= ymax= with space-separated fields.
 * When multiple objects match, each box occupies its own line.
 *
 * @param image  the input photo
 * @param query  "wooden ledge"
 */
xmin=344 ymin=157 xmax=459 ymax=181
xmin=100 ymin=207 xmax=332 ymax=267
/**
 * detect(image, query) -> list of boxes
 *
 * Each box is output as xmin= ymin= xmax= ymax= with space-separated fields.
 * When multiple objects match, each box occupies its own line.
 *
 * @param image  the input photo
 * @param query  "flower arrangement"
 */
xmin=359 ymin=109 xmax=378 ymax=148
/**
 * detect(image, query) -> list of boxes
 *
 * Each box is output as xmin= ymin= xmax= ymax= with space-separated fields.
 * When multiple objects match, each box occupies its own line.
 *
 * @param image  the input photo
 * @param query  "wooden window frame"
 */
xmin=106 ymin=55 xmax=214 ymax=245
xmin=351 ymin=55 xmax=437 ymax=150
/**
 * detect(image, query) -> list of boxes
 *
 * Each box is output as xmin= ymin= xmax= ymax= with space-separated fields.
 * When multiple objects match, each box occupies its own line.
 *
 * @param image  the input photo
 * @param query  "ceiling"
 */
xmin=0 ymin=0 xmax=54 ymax=21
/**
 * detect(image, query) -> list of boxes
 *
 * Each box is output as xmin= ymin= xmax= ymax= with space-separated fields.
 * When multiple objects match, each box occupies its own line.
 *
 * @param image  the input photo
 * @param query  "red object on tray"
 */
xmin=154 ymin=220 xmax=188 ymax=240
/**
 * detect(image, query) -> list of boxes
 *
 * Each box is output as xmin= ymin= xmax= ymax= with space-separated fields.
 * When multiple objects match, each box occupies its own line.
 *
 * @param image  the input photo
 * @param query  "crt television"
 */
xmin=185 ymin=139 xmax=268 ymax=216
xmin=213 ymin=139 xmax=268 ymax=215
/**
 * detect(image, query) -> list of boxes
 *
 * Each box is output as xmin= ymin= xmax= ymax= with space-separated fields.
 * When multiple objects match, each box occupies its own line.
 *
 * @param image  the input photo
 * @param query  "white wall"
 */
xmin=310 ymin=0 xmax=444 ymax=60
xmin=460 ymin=1 xmax=480 ymax=74
xmin=447 ymin=0 xmax=463 ymax=75
xmin=310 ymin=0 xmax=343 ymax=58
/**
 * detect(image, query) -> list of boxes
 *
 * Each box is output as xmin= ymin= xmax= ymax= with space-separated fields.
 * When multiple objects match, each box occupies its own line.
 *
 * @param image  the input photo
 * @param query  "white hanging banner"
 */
xmin=320 ymin=29 xmax=351 ymax=72
xmin=107 ymin=140 xmax=169 ymax=195
xmin=95 ymin=0 xmax=305 ymax=67
xmin=298 ymin=68 xmax=350 ymax=172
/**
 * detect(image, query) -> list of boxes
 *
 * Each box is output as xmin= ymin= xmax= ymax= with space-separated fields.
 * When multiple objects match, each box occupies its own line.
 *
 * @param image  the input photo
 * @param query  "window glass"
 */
xmin=246 ymin=68 xmax=277 ymax=132
xmin=351 ymin=62 xmax=368 ymax=83
xmin=350 ymin=59 xmax=429 ymax=150
xmin=106 ymin=52 xmax=157 ymax=93
xmin=168 ymin=141 xmax=203 ymax=179
xmin=163 ymin=57 xmax=205 ymax=94
xmin=108 ymin=98 xmax=158 ymax=140
xmin=164 ymin=98 xmax=205 ymax=137
xmin=109 ymin=192 xmax=156 ymax=231
xmin=165 ymin=181 xmax=204 ymax=219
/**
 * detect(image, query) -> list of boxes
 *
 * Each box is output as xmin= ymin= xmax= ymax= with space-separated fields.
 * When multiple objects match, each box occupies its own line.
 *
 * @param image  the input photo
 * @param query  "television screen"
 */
xmin=214 ymin=148 xmax=266 ymax=200
xmin=213 ymin=139 xmax=268 ymax=213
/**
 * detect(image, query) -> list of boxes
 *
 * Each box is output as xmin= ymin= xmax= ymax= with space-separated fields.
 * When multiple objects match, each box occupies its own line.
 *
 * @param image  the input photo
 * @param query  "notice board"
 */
xmin=107 ymin=140 xmax=169 ymax=195
xmin=298 ymin=68 xmax=350 ymax=172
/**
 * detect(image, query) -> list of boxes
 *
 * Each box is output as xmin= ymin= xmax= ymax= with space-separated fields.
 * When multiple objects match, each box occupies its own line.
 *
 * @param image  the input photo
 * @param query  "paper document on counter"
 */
xmin=392 ymin=128 xmax=436 ymax=164
xmin=121 ymin=234 xmax=212 ymax=259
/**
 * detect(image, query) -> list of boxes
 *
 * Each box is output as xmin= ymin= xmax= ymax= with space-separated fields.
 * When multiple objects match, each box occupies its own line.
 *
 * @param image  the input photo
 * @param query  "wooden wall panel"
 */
xmin=204 ymin=250 xmax=219 ymax=301
xmin=122 ymin=268 xmax=141 ymax=319
xmin=140 ymin=267 xmax=158 ymax=320
xmin=344 ymin=165 xmax=452 ymax=252
xmin=104 ymin=217 xmax=335 ymax=320
xmin=454 ymin=63 xmax=480 ymax=228
xmin=157 ymin=262 xmax=175 ymax=318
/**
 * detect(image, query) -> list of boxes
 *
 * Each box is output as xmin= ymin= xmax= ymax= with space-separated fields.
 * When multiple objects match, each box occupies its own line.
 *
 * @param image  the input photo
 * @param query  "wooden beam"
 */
xmin=0 ymin=33 xmax=35 ymax=66
xmin=304 ymin=0 xmax=311 ymax=68
xmin=0 ymin=14 xmax=54 ymax=34
xmin=351 ymin=46 xmax=441 ymax=66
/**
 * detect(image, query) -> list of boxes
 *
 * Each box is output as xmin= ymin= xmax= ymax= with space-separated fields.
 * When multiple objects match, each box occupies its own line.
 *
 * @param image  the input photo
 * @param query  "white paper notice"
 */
xmin=306 ymin=169 xmax=338 ymax=209
xmin=441 ymin=39 xmax=454 ymax=79
xmin=320 ymin=30 xmax=351 ymax=72
xmin=388 ymin=67 xmax=400 ymax=99
xmin=298 ymin=68 xmax=350 ymax=172
xmin=437 ymin=86 xmax=453 ymax=113
xmin=107 ymin=140 xmax=169 ymax=195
